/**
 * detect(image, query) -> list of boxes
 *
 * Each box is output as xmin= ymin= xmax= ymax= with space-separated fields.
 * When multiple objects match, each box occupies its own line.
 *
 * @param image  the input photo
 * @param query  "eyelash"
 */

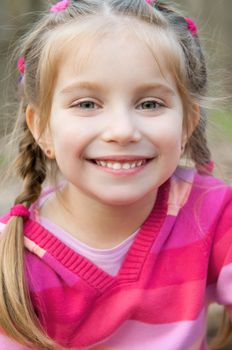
xmin=136 ymin=100 xmax=164 ymax=110
xmin=70 ymin=99 xmax=165 ymax=110
xmin=70 ymin=100 xmax=99 ymax=109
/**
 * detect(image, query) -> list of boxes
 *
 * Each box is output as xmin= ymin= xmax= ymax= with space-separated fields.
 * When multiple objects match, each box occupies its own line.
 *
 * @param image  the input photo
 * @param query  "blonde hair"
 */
xmin=1 ymin=1 xmax=227 ymax=349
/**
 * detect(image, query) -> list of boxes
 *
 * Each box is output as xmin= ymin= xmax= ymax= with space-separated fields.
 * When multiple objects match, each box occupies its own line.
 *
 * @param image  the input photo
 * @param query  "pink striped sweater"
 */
xmin=1 ymin=166 xmax=232 ymax=350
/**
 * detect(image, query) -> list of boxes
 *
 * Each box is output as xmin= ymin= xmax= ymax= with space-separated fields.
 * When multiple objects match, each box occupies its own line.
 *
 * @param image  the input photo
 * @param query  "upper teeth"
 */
xmin=95 ymin=160 xmax=146 ymax=169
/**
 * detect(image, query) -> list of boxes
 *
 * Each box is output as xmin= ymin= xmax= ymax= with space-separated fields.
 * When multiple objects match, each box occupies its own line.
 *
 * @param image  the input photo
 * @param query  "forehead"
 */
xmin=40 ymin=16 xmax=187 ymax=111
xmin=49 ymin=18 xmax=183 ymax=92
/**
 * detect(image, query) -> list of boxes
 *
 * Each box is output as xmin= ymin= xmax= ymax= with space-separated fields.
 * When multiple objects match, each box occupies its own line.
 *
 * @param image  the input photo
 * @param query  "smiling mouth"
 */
xmin=87 ymin=158 xmax=153 ymax=170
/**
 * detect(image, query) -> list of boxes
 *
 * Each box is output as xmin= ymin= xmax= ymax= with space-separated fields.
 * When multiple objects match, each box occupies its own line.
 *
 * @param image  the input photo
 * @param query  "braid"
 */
xmin=188 ymin=110 xmax=211 ymax=166
xmin=150 ymin=1 xmax=212 ymax=173
xmin=0 ymin=120 xmax=57 ymax=348
xmin=14 ymin=121 xmax=46 ymax=205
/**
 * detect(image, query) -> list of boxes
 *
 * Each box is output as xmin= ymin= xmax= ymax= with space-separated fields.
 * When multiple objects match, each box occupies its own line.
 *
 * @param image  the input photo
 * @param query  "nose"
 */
xmin=101 ymin=108 xmax=141 ymax=145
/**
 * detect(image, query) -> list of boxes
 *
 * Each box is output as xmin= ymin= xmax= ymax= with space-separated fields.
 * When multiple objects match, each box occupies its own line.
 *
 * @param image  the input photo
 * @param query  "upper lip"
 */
xmin=87 ymin=155 xmax=155 ymax=161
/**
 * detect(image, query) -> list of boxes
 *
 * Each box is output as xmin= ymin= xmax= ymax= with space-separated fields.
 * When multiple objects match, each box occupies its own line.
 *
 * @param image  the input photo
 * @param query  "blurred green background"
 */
xmin=0 ymin=1 xmax=232 ymax=348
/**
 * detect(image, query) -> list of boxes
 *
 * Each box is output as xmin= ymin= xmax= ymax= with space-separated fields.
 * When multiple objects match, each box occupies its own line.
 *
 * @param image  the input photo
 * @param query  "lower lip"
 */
xmin=87 ymin=160 xmax=152 ymax=176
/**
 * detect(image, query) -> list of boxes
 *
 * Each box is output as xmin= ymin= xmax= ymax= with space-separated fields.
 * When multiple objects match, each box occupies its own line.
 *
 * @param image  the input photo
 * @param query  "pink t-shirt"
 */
xmin=39 ymin=216 xmax=139 ymax=276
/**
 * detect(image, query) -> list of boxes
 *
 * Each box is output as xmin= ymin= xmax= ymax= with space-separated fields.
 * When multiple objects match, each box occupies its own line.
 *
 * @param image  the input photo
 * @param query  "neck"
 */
xmin=42 ymin=185 xmax=158 ymax=249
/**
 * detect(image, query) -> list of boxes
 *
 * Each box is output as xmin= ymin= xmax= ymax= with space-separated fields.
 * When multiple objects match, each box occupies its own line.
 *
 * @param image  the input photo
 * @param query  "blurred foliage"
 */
xmin=210 ymin=110 xmax=232 ymax=139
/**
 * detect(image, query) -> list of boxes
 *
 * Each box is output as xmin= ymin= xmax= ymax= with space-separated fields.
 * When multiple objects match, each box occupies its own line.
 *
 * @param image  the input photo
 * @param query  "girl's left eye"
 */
xmin=70 ymin=101 xmax=99 ymax=109
xmin=137 ymin=100 xmax=163 ymax=110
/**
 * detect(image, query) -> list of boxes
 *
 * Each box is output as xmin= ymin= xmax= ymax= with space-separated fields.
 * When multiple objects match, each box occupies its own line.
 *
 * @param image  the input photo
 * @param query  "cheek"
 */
xmin=152 ymin=122 xmax=183 ymax=149
xmin=51 ymin=125 xmax=94 ymax=162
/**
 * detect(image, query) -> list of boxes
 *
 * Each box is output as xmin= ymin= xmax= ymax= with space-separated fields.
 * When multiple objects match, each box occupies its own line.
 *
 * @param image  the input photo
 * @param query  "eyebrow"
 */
xmin=59 ymin=81 xmax=175 ymax=96
xmin=59 ymin=81 xmax=105 ymax=95
xmin=134 ymin=83 xmax=175 ymax=96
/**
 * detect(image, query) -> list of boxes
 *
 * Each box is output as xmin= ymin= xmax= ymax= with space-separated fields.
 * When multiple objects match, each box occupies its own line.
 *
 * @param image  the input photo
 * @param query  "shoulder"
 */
xmin=0 ymin=331 xmax=30 ymax=349
xmin=168 ymin=166 xmax=232 ymax=216
xmin=169 ymin=166 xmax=232 ymax=234
xmin=0 ymin=221 xmax=6 ymax=234
xmin=0 ymin=213 xmax=11 ymax=234
xmin=176 ymin=165 xmax=232 ymax=204
xmin=192 ymin=171 xmax=232 ymax=210
xmin=188 ymin=172 xmax=232 ymax=245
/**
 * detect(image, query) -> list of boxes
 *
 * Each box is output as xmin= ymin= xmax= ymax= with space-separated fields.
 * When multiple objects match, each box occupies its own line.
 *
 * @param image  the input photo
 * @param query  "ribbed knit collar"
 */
xmin=19 ymin=180 xmax=169 ymax=292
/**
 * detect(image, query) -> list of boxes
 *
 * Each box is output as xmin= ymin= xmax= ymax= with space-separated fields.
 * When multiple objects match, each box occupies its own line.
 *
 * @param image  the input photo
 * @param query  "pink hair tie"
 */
xmin=185 ymin=17 xmax=198 ymax=36
xmin=17 ymin=56 xmax=25 ymax=75
xmin=50 ymin=0 xmax=69 ymax=12
xmin=145 ymin=0 xmax=157 ymax=5
xmin=196 ymin=161 xmax=214 ymax=175
xmin=10 ymin=204 xmax=30 ymax=219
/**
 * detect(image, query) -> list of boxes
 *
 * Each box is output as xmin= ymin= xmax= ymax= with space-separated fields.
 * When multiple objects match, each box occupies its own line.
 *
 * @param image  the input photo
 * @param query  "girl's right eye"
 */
xmin=70 ymin=100 xmax=99 ymax=109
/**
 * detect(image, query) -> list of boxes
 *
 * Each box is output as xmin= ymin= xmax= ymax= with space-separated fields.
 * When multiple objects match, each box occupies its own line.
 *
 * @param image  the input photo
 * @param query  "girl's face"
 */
xmin=46 ymin=30 xmax=185 ymax=206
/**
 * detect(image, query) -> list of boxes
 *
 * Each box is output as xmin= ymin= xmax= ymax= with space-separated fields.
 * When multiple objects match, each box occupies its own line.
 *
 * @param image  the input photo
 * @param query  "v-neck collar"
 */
xmin=24 ymin=180 xmax=169 ymax=292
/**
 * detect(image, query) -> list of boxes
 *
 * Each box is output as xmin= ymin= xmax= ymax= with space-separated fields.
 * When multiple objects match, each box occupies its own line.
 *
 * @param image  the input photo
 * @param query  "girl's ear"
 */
xmin=26 ymin=104 xmax=55 ymax=159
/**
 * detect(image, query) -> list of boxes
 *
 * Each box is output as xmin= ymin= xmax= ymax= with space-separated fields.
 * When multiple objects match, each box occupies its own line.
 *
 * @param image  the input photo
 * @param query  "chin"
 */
xmin=93 ymin=191 xmax=151 ymax=207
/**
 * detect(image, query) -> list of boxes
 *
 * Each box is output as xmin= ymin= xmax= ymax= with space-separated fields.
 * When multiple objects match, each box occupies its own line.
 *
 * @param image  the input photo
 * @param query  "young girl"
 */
xmin=0 ymin=0 xmax=231 ymax=349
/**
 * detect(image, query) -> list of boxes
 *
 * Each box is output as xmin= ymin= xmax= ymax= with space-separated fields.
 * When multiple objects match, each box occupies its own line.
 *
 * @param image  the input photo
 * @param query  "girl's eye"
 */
xmin=71 ymin=101 xmax=99 ymax=109
xmin=137 ymin=100 xmax=163 ymax=110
